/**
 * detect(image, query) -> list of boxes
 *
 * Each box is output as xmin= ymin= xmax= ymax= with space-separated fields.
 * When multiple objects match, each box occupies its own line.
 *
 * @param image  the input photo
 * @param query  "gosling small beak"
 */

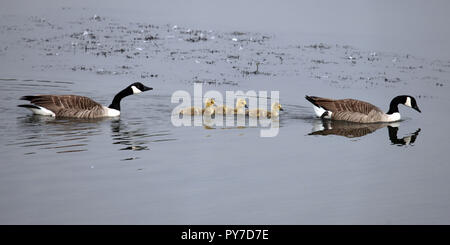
xmin=142 ymin=85 xmax=153 ymax=91
xmin=279 ymin=107 xmax=284 ymax=111
xmin=245 ymin=104 xmax=248 ymax=109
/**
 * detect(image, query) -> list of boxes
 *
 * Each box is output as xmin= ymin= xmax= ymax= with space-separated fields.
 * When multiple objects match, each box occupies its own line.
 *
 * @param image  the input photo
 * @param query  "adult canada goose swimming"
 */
xmin=247 ymin=102 xmax=284 ymax=118
xmin=305 ymin=95 xmax=421 ymax=123
xmin=18 ymin=82 xmax=152 ymax=119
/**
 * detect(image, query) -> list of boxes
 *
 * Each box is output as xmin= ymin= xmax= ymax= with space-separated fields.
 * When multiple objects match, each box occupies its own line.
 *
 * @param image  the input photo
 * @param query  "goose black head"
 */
xmin=129 ymin=82 xmax=153 ymax=94
xmin=109 ymin=82 xmax=153 ymax=111
xmin=402 ymin=95 xmax=421 ymax=113
xmin=388 ymin=95 xmax=421 ymax=114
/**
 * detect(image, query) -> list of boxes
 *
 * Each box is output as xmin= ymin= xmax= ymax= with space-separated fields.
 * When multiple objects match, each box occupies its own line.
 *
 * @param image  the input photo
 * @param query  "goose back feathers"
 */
xmin=19 ymin=95 xmax=107 ymax=118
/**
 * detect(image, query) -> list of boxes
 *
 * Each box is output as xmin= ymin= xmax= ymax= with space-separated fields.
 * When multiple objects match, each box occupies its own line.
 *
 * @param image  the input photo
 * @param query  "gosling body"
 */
xmin=247 ymin=102 xmax=283 ymax=118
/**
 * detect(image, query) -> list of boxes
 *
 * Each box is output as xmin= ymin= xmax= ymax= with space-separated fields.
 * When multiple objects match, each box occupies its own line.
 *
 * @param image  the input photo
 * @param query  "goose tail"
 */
xmin=305 ymin=95 xmax=320 ymax=108
xmin=18 ymin=104 xmax=40 ymax=109
xmin=18 ymin=104 xmax=55 ymax=116
xmin=20 ymin=95 xmax=39 ymax=101
xmin=305 ymin=95 xmax=331 ymax=119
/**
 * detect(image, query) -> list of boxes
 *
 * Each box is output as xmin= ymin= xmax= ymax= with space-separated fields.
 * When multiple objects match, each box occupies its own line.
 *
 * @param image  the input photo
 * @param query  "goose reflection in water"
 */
xmin=110 ymin=119 xmax=175 ymax=153
xmin=110 ymin=119 xmax=150 ymax=151
xmin=309 ymin=119 xmax=421 ymax=146
xmin=387 ymin=126 xmax=421 ymax=146
xmin=15 ymin=115 xmax=174 ymax=157
xmin=15 ymin=115 xmax=111 ymax=154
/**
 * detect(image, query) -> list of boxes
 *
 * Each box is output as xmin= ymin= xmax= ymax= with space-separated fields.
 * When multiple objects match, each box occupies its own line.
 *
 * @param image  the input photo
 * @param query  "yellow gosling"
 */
xmin=202 ymin=98 xmax=216 ymax=116
xmin=234 ymin=98 xmax=248 ymax=115
xmin=247 ymin=102 xmax=283 ymax=118
xmin=179 ymin=98 xmax=215 ymax=116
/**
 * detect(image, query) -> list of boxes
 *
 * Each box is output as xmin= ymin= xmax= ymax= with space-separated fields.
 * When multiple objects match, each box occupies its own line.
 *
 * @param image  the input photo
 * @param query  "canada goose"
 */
xmin=247 ymin=102 xmax=283 ymax=118
xmin=18 ymin=82 xmax=152 ymax=119
xmin=215 ymin=98 xmax=248 ymax=115
xmin=179 ymin=98 xmax=215 ymax=115
xmin=305 ymin=95 xmax=421 ymax=123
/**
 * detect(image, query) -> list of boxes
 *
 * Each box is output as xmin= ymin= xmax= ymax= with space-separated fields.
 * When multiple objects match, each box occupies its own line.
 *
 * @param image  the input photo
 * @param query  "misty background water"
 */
xmin=0 ymin=0 xmax=449 ymax=224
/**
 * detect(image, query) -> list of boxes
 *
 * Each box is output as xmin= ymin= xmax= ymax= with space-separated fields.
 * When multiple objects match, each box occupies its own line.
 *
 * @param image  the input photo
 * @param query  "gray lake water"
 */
xmin=1 ymin=0 xmax=450 ymax=224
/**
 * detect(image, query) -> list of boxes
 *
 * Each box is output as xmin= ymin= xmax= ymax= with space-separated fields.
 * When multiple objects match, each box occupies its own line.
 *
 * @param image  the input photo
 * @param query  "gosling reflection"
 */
xmin=202 ymin=114 xmax=280 ymax=130
xmin=309 ymin=120 xmax=421 ymax=146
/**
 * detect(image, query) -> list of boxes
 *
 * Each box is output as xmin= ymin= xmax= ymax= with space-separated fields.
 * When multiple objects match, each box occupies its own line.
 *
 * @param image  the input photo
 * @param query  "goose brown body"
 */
xmin=20 ymin=95 xmax=108 ymax=119
xmin=306 ymin=96 xmax=396 ymax=123
xmin=18 ymin=82 xmax=152 ymax=119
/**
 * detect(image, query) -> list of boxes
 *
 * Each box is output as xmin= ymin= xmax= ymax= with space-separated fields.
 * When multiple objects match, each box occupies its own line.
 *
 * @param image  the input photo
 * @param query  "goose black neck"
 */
xmin=108 ymin=87 xmax=132 ymax=111
xmin=387 ymin=96 xmax=403 ymax=115
xmin=388 ymin=126 xmax=400 ymax=143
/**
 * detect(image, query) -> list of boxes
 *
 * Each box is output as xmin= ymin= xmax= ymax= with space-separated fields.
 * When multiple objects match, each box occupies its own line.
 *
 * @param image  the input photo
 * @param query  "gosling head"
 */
xmin=236 ymin=98 xmax=248 ymax=109
xmin=272 ymin=102 xmax=284 ymax=111
xmin=204 ymin=98 xmax=215 ymax=107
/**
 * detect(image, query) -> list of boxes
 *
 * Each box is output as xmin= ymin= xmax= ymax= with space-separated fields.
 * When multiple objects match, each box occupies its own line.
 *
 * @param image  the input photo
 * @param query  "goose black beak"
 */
xmin=414 ymin=106 xmax=421 ymax=113
xmin=143 ymin=86 xmax=153 ymax=91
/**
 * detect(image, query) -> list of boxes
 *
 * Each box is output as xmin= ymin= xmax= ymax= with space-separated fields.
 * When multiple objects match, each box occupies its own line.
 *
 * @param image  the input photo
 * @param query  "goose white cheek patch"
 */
xmin=405 ymin=97 xmax=412 ymax=107
xmin=131 ymin=86 xmax=142 ymax=94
